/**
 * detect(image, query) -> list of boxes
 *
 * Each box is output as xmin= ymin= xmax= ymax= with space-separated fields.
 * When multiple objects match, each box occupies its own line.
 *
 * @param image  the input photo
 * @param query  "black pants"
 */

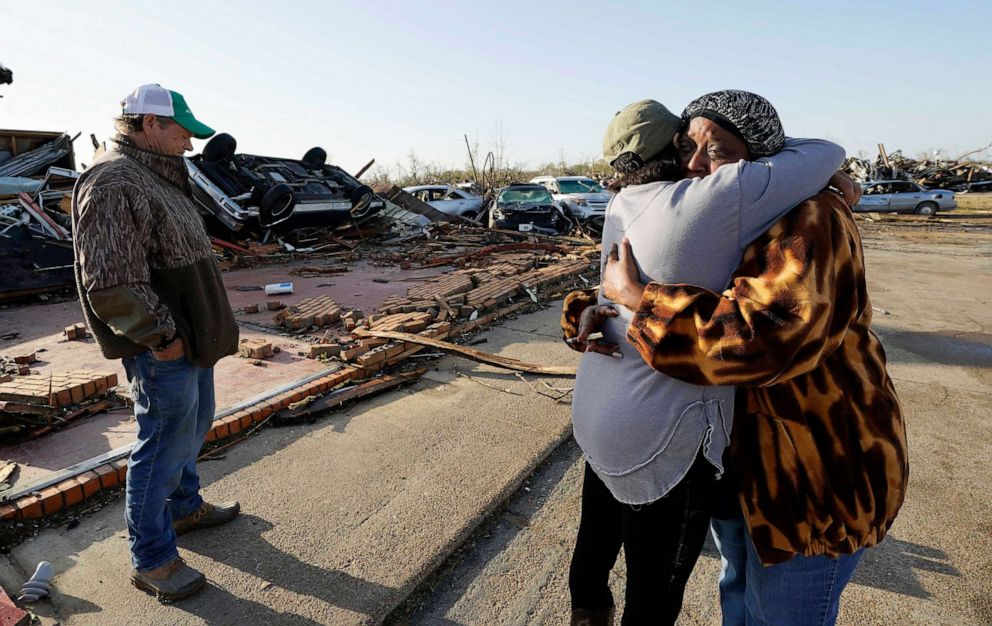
xmin=569 ymin=455 xmax=715 ymax=626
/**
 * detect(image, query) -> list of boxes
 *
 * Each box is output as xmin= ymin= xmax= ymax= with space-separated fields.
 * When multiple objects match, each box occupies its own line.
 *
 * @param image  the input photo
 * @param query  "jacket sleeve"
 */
xmin=736 ymin=138 xmax=845 ymax=248
xmin=560 ymin=288 xmax=598 ymax=339
xmin=74 ymin=182 xmax=177 ymax=348
xmin=625 ymin=193 xmax=864 ymax=387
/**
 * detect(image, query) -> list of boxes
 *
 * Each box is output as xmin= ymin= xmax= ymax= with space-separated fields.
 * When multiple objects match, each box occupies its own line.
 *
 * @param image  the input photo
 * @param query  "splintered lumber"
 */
xmin=353 ymin=329 xmax=576 ymax=376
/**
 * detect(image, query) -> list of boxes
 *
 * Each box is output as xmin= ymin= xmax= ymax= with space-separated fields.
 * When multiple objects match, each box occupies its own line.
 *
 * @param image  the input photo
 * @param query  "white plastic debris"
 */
xmin=17 ymin=560 xmax=53 ymax=602
xmin=265 ymin=282 xmax=294 ymax=296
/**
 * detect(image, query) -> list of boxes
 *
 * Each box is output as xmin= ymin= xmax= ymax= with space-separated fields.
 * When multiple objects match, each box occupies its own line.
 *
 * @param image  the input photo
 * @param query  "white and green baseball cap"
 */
xmin=122 ymin=84 xmax=215 ymax=139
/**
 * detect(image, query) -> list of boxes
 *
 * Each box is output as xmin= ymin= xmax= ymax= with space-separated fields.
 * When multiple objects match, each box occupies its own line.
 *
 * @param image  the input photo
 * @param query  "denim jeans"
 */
xmin=710 ymin=513 xmax=864 ymax=626
xmin=122 ymin=351 xmax=215 ymax=571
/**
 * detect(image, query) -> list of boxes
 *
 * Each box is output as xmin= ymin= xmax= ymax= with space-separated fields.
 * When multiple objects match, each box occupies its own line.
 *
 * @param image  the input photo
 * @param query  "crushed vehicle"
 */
xmin=855 ymin=180 xmax=956 ymax=215
xmin=402 ymin=184 xmax=484 ymax=219
xmin=488 ymin=183 xmax=569 ymax=235
xmin=186 ymin=133 xmax=379 ymax=235
xmin=530 ymin=175 xmax=610 ymax=235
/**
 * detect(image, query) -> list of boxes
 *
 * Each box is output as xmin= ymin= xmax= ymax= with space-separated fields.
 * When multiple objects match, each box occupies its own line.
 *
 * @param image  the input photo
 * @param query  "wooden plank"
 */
xmin=17 ymin=193 xmax=69 ymax=240
xmin=353 ymin=329 xmax=576 ymax=376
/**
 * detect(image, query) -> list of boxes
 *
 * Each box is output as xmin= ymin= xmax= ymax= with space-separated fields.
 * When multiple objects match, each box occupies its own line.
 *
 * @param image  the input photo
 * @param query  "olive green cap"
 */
xmin=602 ymin=99 xmax=681 ymax=166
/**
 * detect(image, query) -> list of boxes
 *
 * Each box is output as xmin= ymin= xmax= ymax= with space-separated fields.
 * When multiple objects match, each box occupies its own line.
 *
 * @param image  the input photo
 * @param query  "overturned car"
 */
xmin=186 ymin=133 xmax=379 ymax=235
xmin=487 ymin=183 xmax=570 ymax=236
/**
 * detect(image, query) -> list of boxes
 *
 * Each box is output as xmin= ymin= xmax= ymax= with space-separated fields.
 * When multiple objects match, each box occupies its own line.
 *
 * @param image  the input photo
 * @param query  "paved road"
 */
xmin=400 ymin=234 xmax=992 ymax=625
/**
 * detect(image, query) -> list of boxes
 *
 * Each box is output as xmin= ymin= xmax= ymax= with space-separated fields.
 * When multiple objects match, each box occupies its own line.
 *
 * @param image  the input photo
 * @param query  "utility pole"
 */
xmin=464 ymin=134 xmax=479 ymax=183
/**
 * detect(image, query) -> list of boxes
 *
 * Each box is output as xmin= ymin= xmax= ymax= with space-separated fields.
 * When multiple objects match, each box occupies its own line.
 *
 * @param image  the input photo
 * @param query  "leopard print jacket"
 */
xmin=562 ymin=190 xmax=908 ymax=564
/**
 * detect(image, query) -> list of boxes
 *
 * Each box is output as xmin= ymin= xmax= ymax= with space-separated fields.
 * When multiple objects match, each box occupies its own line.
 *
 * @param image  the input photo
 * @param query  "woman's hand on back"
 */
xmin=602 ymin=238 xmax=646 ymax=310
xmin=829 ymin=171 xmax=862 ymax=207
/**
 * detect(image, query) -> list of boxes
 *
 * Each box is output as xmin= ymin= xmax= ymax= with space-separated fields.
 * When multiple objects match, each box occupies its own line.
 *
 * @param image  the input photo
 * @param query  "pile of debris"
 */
xmin=0 ymin=130 xmax=80 ymax=302
xmin=845 ymin=143 xmax=992 ymax=191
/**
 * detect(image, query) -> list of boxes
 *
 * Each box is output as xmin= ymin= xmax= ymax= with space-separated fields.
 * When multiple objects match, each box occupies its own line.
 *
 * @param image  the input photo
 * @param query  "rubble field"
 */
xmin=0 ymin=217 xmax=599 ymax=531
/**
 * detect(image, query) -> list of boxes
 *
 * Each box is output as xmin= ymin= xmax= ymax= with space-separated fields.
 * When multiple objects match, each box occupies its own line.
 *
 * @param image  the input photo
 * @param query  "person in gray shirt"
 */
xmin=566 ymin=93 xmax=855 ymax=625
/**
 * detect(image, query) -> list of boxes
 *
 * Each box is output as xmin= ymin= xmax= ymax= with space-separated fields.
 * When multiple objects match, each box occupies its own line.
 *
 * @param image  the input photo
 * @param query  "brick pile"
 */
xmin=349 ymin=320 xmax=452 ymax=377
xmin=472 ymin=258 xmax=535 ymax=276
xmin=273 ymin=296 xmax=342 ymax=330
xmin=0 ymin=371 xmax=118 ymax=408
xmin=521 ymin=259 xmax=591 ymax=286
xmin=369 ymin=311 xmax=434 ymax=333
xmin=459 ymin=258 xmax=590 ymax=311
xmin=464 ymin=274 xmax=528 ymax=309
xmin=405 ymin=272 xmax=475 ymax=301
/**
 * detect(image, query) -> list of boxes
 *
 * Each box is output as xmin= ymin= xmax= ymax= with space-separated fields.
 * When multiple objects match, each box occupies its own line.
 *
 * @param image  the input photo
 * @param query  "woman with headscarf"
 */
xmin=566 ymin=91 xmax=907 ymax=626
xmin=565 ymin=92 xmax=851 ymax=625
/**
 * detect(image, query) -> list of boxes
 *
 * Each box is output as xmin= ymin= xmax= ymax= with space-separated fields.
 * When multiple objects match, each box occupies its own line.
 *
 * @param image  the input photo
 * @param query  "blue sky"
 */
xmin=3 ymin=0 xmax=989 ymax=174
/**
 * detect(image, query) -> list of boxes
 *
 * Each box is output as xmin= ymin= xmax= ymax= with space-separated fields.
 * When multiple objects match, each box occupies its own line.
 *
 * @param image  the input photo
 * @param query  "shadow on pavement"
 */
xmin=173 ymin=580 xmax=325 ymax=626
xmin=28 ymin=590 xmax=102 ymax=624
xmin=874 ymin=327 xmax=992 ymax=368
xmin=184 ymin=514 xmax=397 ymax=621
xmin=852 ymin=534 xmax=960 ymax=599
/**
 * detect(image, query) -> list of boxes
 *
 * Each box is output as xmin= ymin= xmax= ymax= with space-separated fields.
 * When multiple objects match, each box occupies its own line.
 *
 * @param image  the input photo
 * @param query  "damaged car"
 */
xmin=855 ymin=180 xmax=956 ymax=215
xmin=530 ymin=175 xmax=610 ymax=235
xmin=488 ymin=183 xmax=569 ymax=235
xmin=402 ymin=184 xmax=484 ymax=219
xmin=186 ymin=133 xmax=379 ymax=235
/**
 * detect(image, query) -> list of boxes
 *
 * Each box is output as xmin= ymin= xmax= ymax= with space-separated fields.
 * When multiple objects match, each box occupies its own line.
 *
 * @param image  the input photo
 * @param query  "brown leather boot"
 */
xmin=571 ymin=607 xmax=615 ymax=626
xmin=173 ymin=501 xmax=240 ymax=535
xmin=131 ymin=556 xmax=205 ymax=601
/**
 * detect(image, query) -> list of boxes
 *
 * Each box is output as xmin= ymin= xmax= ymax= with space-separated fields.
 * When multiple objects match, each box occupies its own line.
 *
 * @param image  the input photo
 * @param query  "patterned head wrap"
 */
xmin=681 ymin=90 xmax=785 ymax=157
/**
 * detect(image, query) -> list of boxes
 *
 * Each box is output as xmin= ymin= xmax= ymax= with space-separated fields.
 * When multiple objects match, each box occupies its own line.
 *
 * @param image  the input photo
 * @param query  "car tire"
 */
xmin=258 ymin=183 xmax=296 ymax=227
xmin=914 ymin=201 xmax=938 ymax=216
xmin=302 ymin=147 xmax=327 ymax=170
xmin=349 ymin=184 xmax=375 ymax=218
xmin=202 ymin=133 xmax=236 ymax=163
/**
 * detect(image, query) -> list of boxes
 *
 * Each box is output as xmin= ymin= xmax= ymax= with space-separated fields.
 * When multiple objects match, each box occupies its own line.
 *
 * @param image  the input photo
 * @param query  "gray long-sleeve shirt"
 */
xmin=571 ymin=138 xmax=845 ymax=505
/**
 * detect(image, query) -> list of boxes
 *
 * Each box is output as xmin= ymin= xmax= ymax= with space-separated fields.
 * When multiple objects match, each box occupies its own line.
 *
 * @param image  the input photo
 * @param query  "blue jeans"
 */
xmin=710 ymin=513 xmax=863 ymax=626
xmin=122 ymin=351 xmax=215 ymax=571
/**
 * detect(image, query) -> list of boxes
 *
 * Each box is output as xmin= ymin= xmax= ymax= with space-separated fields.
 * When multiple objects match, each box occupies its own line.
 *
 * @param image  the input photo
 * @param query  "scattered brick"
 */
xmin=64 ymin=323 xmax=88 ymax=341
xmin=13 ymin=353 xmax=36 ymax=365
xmin=280 ymin=296 xmax=342 ymax=330
xmin=239 ymin=338 xmax=274 ymax=359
